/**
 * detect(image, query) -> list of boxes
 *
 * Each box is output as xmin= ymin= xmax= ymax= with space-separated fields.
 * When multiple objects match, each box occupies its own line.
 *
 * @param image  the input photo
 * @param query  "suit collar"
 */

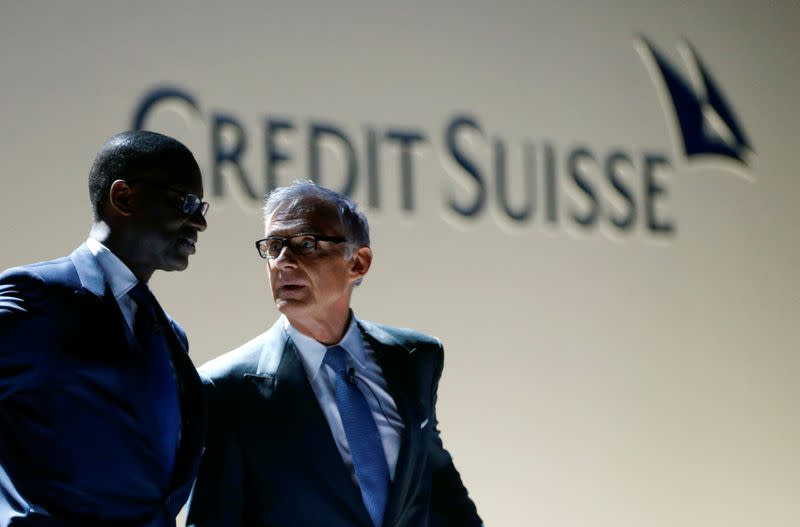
xmin=357 ymin=320 xmax=417 ymax=356
xmin=69 ymin=243 xmax=106 ymax=297
xmin=286 ymin=313 xmax=369 ymax=382
xmin=254 ymin=318 xmax=288 ymax=378
xmin=67 ymin=243 xmax=185 ymax=355
xmin=253 ymin=315 xmax=404 ymax=379
xmin=251 ymin=316 xmax=420 ymax=414
xmin=85 ymin=237 xmax=139 ymax=301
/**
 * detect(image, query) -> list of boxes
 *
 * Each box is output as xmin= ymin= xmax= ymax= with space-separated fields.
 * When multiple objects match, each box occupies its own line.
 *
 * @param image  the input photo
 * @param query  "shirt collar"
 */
xmin=284 ymin=312 xmax=366 ymax=382
xmin=85 ymin=237 xmax=139 ymax=300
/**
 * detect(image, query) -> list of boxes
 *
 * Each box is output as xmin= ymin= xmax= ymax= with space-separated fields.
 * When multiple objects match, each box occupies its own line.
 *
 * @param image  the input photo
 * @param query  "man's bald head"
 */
xmin=88 ymin=131 xmax=200 ymax=221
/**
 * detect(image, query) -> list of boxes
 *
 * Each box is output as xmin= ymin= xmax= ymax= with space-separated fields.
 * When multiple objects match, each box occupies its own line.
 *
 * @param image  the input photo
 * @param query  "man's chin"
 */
xmin=275 ymin=298 xmax=307 ymax=314
xmin=161 ymin=256 xmax=190 ymax=272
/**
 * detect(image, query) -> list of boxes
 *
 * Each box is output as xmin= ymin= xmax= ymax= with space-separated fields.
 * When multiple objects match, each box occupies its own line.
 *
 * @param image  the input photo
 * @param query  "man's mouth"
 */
xmin=278 ymin=281 xmax=306 ymax=294
xmin=178 ymin=237 xmax=197 ymax=254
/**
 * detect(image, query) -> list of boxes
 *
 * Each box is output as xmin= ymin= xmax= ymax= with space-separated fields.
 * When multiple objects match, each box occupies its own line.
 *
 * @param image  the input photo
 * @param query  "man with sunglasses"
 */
xmin=186 ymin=181 xmax=482 ymax=527
xmin=0 ymin=131 xmax=208 ymax=526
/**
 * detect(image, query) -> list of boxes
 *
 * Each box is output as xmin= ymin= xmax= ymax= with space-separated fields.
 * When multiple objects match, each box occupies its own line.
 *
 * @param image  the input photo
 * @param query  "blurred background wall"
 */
xmin=1 ymin=2 xmax=798 ymax=526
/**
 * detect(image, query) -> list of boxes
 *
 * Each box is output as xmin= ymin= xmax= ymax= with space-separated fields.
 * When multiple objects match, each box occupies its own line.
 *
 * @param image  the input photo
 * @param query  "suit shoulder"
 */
xmin=0 ymin=265 xmax=46 ymax=289
xmin=1 ymin=257 xmax=83 ymax=317
xmin=2 ymin=256 xmax=75 ymax=283
xmin=361 ymin=320 xmax=443 ymax=352
xmin=199 ymin=331 xmax=269 ymax=383
xmin=0 ymin=266 xmax=50 ymax=316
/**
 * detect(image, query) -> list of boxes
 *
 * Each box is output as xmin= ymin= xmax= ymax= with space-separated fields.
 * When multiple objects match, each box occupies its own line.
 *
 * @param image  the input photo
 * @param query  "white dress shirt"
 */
xmin=85 ymin=237 xmax=140 ymax=330
xmin=285 ymin=314 xmax=405 ymax=481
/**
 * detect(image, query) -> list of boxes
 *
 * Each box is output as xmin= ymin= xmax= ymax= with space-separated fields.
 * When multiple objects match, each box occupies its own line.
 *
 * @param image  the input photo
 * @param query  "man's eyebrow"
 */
xmin=266 ymin=229 xmax=316 ymax=238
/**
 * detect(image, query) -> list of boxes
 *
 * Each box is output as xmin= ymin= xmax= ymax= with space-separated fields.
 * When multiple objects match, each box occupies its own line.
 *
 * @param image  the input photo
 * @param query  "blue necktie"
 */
xmin=324 ymin=345 xmax=390 ymax=527
xmin=128 ymin=282 xmax=181 ymax=482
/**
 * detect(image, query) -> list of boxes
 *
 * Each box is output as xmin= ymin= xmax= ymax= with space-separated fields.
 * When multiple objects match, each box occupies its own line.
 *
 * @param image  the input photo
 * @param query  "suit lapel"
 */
xmin=70 ymin=243 xmax=205 ymax=492
xmin=247 ymin=322 xmax=374 ymax=526
xmin=69 ymin=244 xmax=137 ymax=353
xmin=169 ymin=344 xmax=205 ymax=491
xmin=359 ymin=321 xmax=424 ymax=527
xmin=70 ymin=244 xmax=105 ymax=296
xmin=145 ymin=293 xmax=205 ymax=491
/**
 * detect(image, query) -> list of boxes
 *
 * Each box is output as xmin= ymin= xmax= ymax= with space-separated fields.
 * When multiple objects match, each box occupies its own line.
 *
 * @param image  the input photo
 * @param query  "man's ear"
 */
xmin=349 ymin=246 xmax=372 ymax=283
xmin=108 ymin=179 xmax=135 ymax=216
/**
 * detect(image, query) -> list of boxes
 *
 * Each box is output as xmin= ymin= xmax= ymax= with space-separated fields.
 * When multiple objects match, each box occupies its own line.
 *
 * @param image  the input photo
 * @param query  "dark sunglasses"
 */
xmin=126 ymin=179 xmax=209 ymax=217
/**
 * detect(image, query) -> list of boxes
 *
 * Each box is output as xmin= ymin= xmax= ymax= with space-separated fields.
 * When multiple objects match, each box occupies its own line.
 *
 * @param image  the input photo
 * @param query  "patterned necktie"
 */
xmin=323 ymin=345 xmax=390 ymax=527
xmin=128 ymin=282 xmax=181 ymax=481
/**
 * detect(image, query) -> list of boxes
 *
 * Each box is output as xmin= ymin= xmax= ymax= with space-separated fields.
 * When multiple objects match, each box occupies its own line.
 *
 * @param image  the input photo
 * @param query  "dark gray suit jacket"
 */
xmin=186 ymin=318 xmax=482 ymax=527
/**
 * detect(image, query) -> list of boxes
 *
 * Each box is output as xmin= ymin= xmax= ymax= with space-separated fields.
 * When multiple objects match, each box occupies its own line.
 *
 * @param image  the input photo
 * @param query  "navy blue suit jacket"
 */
xmin=0 ymin=245 xmax=205 ymax=527
xmin=185 ymin=318 xmax=482 ymax=527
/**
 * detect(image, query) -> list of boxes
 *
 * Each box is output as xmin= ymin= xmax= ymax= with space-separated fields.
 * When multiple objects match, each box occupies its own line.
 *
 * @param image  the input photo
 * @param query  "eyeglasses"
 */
xmin=127 ymin=179 xmax=210 ymax=217
xmin=255 ymin=233 xmax=347 ymax=259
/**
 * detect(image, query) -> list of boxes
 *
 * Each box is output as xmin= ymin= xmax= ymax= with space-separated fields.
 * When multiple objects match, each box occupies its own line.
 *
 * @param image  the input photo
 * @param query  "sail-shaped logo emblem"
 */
xmin=636 ymin=36 xmax=755 ymax=174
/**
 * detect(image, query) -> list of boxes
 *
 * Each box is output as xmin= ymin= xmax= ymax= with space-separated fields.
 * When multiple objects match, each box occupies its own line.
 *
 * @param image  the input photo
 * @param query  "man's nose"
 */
xmin=272 ymin=244 xmax=297 ymax=267
xmin=187 ymin=210 xmax=207 ymax=232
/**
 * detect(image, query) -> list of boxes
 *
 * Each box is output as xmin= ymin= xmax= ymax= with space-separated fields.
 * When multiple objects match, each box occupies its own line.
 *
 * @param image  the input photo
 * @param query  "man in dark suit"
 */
xmin=186 ymin=182 xmax=482 ymax=527
xmin=0 ymin=131 xmax=209 ymax=527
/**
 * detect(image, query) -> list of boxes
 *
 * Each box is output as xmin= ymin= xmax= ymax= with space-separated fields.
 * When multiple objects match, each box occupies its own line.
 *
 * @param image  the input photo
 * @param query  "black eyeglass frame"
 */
xmin=126 ymin=179 xmax=210 ymax=217
xmin=255 ymin=233 xmax=348 ymax=259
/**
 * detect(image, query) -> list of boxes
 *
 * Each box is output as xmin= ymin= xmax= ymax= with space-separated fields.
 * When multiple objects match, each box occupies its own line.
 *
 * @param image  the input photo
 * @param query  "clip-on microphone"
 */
xmin=344 ymin=367 xmax=402 ymax=435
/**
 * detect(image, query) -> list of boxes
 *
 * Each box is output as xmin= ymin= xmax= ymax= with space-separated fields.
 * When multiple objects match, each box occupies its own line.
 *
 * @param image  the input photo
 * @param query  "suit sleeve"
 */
xmin=0 ymin=269 xmax=48 ymax=400
xmin=185 ymin=374 xmax=245 ymax=527
xmin=428 ymin=341 xmax=484 ymax=527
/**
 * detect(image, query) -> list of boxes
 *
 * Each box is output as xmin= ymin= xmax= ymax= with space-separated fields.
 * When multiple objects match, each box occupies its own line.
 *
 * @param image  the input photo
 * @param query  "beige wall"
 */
xmin=1 ymin=2 xmax=798 ymax=526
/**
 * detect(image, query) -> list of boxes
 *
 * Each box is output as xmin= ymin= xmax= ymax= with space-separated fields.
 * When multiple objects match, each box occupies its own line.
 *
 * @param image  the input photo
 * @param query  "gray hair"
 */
xmin=263 ymin=181 xmax=370 ymax=250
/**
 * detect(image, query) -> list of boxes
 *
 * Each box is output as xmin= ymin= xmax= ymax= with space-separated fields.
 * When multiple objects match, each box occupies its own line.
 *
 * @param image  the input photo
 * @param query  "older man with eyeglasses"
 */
xmin=0 ymin=131 xmax=208 ymax=527
xmin=186 ymin=181 xmax=483 ymax=527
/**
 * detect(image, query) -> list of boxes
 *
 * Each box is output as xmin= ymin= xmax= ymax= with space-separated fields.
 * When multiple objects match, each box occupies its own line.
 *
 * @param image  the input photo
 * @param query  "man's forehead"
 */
xmin=267 ymin=198 xmax=341 ymax=234
xmin=138 ymin=166 xmax=203 ymax=191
